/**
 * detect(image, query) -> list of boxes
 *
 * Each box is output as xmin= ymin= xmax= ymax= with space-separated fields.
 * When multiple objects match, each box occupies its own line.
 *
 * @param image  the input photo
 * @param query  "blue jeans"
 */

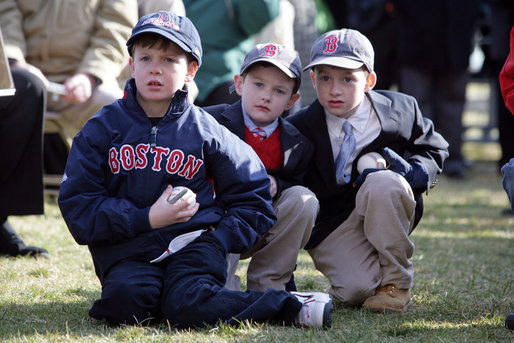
xmin=89 ymin=234 xmax=301 ymax=327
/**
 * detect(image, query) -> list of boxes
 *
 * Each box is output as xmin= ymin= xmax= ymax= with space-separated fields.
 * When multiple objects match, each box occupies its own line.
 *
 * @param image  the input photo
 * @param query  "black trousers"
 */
xmin=0 ymin=68 xmax=46 ymax=217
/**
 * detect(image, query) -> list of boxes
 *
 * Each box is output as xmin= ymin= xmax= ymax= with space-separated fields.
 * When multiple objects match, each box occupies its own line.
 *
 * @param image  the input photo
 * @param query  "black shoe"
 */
xmin=506 ymin=313 xmax=514 ymax=330
xmin=18 ymin=245 xmax=49 ymax=258
xmin=0 ymin=219 xmax=49 ymax=258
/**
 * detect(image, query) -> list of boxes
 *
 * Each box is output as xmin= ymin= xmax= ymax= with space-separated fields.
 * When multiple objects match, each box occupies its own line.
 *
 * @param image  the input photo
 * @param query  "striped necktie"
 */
xmin=252 ymin=127 xmax=267 ymax=141
xmin=335 ymin=121 xmax=356 ymax=184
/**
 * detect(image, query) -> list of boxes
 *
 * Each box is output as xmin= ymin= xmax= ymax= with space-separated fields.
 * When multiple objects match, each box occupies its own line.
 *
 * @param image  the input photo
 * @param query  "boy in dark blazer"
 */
xmin=205 ymin=43 xmax=318 ymax=292
xmin=287 ymin=28 xmax=449 ymax=313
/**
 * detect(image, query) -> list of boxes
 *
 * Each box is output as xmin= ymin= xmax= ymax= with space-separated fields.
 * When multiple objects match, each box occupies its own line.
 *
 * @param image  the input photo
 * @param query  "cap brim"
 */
xmin=127 ymin=27 xmax=192 ymax=55
xmin=241 ymin=58 xmax=298 ymax=79
xmin=303 ymin=56 xmax=364 ymax=71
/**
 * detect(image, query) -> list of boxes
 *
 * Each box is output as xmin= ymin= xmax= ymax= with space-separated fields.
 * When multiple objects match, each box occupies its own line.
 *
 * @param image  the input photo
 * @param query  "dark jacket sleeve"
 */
xmin=58 ymin=116 xmax=152 ymax=246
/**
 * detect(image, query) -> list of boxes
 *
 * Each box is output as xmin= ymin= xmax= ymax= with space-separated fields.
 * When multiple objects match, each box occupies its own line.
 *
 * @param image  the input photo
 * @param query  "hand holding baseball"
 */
xmin=149 ymin=185 xmax=199 ymax=229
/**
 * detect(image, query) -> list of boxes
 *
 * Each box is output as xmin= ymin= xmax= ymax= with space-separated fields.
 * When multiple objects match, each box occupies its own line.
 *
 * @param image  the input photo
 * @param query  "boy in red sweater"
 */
xmin=205 ymin=43 xmax=318 ymax=293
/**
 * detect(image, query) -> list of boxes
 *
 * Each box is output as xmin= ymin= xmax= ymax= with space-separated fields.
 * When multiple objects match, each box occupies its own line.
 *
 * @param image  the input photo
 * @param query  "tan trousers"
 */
xmin=308 ymin=170 xmax=416 ymax=305
xmin=225 ymin=185 xmax=319 ymax=292
xmin=46 ymin=80 xmax=123 ymax=146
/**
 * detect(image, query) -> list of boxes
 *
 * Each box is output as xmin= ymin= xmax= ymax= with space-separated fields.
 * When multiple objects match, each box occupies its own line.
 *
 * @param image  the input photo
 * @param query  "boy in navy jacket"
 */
xmin=205 ymin=44 xmax=317 ymax=292
xmin=58 ymin=12 xmax=332 ymax=328
xmin=287 ymin=28 xmax=449 ymax=313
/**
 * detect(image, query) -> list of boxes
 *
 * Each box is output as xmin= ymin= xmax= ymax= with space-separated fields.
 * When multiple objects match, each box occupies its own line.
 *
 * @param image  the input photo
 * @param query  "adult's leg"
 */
xmin=89 ymin=260 xmax=164 ymax=325
xmin=435 ymin=70 xmax=468 ymax=177
xmin=0 ymin=69 xmax=45 ymax=216
xmin=45 ymin=81 xmax=122 ymax=173
xmin=161 ymin=234 xmax=301 ymax=328
xmin=0 ymin=69 xmax=48 ymax=258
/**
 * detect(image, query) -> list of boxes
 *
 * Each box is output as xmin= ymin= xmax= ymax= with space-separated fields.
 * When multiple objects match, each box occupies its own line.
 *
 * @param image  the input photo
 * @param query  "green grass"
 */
xmin=1 ymin=155 xmax=513 ymax=342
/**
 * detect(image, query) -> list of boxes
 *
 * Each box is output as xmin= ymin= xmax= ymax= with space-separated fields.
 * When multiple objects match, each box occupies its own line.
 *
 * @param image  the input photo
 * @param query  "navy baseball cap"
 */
xmin=126 ymin=11 xmax=202 ymax=67
xmin=240 ymin=43 xmax=302 ymax=85
xmin=304 ymin=28 xmax=374 ymax=72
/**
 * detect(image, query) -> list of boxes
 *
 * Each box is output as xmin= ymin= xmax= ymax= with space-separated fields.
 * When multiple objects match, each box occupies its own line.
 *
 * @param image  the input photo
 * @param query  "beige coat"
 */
xmin=0 ymin=0 xmax=137 ymax=85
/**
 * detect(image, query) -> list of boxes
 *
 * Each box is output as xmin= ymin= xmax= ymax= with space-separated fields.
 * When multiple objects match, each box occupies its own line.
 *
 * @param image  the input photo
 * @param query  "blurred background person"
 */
xmin=0 ymin=0 xmax=137 ymax=175
xmin=184 ymin=0 xmax=280 ymax=107
xmin=0 ymin=28 xmax=48 ymax=258
xmin=394 ymin=0 xmax=481 ymax=179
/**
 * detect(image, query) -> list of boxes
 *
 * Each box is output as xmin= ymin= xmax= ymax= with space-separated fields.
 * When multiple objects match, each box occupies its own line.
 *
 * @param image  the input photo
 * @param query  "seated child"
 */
xmin=58 ymin=11 xmax=333 ymax=328
xmin=204 ymin=43 xmax=318 ymax=292
xmin=287 ymin=28 xmax=449 ymax=313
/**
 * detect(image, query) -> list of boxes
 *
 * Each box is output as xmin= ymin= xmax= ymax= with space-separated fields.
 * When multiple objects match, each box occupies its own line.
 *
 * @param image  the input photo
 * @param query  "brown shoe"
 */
xmin=363 ymin=285 xmax=413 ymax=313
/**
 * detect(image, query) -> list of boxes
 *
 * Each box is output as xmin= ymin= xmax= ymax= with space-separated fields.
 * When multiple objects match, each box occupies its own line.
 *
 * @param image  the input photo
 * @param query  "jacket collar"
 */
xmin=123 ymin=78 xmax=190 ymax=120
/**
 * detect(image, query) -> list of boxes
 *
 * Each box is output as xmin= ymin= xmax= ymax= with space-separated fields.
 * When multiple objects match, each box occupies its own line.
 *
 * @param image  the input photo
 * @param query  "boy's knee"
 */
xmin=280 ymin=185 xmax=319 ymax=214
xmin=94 ymin=281 xmax=161 ymax=325
xmin=362 ymin=170 xmax=413 ymax=200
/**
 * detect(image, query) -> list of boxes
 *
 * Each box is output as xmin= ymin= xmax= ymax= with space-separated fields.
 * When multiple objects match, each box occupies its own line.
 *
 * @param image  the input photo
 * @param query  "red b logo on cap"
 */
xmin=262 ymin=44 xmax=278 ymax=57
xmin=323 ymin=35 xmax=338 ymax=54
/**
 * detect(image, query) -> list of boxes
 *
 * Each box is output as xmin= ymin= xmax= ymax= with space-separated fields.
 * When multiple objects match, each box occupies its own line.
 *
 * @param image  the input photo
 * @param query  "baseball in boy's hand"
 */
xmin=357 ymin=152 xmax=387 ymax=174
xmin=167 ymin=186 xmax=196 ymax=209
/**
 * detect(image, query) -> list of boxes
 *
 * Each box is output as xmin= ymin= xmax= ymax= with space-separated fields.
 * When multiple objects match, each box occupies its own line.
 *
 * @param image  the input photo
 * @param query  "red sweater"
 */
xmin=245 ymin=126 xmax=283 ymax=169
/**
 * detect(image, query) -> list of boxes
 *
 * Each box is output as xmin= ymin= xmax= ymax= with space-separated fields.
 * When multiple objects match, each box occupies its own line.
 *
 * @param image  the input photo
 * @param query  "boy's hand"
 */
xmin=268 ymin=175 xmax=277 ymax=198
xmin=383 ymin=147 xmax=428 ymax=190
xmin=355 ymin=168 xmax=382 ymax=187
xmin=149 ymin=185 xmax=199 ymax=229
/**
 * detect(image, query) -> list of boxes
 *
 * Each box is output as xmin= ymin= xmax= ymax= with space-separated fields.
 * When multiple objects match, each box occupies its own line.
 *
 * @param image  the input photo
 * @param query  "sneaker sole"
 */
xmin=322 ymin=297 xmax=334 ymax=328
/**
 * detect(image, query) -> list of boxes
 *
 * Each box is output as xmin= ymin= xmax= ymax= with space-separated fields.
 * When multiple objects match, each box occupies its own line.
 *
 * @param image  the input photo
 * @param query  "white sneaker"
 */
xmin=291 ymin=291 xmax=333 ymax=329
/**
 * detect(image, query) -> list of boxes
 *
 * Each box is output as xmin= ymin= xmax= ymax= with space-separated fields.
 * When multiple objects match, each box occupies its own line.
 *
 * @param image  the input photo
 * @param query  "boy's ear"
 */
xmin=310 ymin=70 xmax=316 ymax=89
xmin=285 ymin=92 xmax=301 ymax=111
xmin=364 ymin=72 xmax=377 ymax=92
xmin=184 ymin=61 xmax=199 ymax=83
xmin=129 ymin=57 xmax=135 ymax=77
xmin=233 ymin=74 xmax=244 ymax=96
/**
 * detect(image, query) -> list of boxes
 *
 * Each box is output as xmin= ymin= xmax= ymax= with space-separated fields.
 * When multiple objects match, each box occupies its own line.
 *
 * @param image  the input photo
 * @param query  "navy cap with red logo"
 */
xmin=126 ymin=11 xmax=202 ymax=67
xmin=240 ymin=43 xmax=302 ymax=85
xmin=304 ymin=28 xmax=374 ymax=72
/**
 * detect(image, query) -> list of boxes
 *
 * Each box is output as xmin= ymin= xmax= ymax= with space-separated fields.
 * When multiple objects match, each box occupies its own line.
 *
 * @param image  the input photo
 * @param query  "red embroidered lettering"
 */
xmin=166 ymin=149 xmax=184 ymax=174
xmin=323 ymin=35 xmax=338 ymax=54
xmin=109 ymin=147 xmax=120 ymax=174
xmin=120 ymin=145 xmax=135 ymax=170
xmin=178 ymin=155 xmax=204 ymax=179
xmin=151 ymin=146 xmax=170 ymax=171
xmin=135 ymin=144 xmax=150 ymax=169
xmin=262 ymin=44 xmax=278 ymax=57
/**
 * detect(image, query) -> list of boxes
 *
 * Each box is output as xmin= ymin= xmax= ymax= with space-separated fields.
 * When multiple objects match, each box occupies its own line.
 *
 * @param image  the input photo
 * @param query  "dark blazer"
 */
xmin=204 ymin=100 xmax=314 ymax=199
xmin=287 ymin=90 xmax=449 ymax=248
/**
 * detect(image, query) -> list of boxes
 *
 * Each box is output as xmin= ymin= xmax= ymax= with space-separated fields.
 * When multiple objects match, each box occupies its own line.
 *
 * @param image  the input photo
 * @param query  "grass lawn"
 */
xmin=0 ymin=152 xmax=512 ymax=342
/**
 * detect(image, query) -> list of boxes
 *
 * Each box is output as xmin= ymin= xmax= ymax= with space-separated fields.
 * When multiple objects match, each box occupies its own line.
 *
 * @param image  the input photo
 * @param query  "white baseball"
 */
xmin=168 ymin=186 xmax=196 ymax=209
xmin=357 ymin=152 xmax=387 ymax=174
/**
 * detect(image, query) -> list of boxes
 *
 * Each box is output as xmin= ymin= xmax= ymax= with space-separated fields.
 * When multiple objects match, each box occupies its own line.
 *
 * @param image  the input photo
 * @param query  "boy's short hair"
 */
xmin=304 ymin=28 xmax=374 ymax=73
xmin=129 ymin=33 xmax=196 ymax=66
xmin=126 ymin=11 xmax=202 ymax=67
xmin=240 ymin=43 xmax=302 ymax=93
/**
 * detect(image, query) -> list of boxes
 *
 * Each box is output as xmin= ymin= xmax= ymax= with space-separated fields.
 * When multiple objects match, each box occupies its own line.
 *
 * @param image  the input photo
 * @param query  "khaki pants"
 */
xmin=308 ymin=170 xmax=416 ymax=305
xmin=46 ymin=80 xmax=123 ymax=145
xmin=225 ymin=185 xmax=319 ymax=292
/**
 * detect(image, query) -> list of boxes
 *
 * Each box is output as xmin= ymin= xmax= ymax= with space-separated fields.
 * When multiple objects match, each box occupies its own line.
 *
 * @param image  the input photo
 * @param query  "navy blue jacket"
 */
xmin=287 ymin=90 xmax=449 ymax=248
xmin=204 ymin=100 xmax=314 ymax=199
xmin=58 ymin=79 xmax=276 ymax=280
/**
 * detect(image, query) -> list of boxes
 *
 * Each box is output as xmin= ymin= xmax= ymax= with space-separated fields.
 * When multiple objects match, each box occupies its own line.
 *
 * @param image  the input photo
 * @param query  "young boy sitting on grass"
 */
xmin=204 ymin=43 xmax=318 ymax=292
xmin=58 ymin=11 xmax=333 ymax=329
xmin=287 ymin=28 xmax=449 ymax=313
